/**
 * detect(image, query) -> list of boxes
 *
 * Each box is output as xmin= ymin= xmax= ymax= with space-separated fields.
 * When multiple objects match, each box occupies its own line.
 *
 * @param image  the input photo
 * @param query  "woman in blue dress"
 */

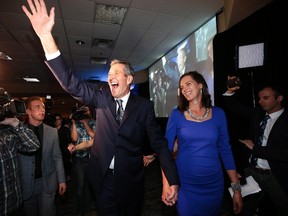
xmin=162 ymin=71 xmax=242 ymax=216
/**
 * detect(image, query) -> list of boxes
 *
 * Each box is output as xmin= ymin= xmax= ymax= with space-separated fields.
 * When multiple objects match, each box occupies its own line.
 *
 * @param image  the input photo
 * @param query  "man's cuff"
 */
xmin=45 ymin=50 xmax=61 ymax=61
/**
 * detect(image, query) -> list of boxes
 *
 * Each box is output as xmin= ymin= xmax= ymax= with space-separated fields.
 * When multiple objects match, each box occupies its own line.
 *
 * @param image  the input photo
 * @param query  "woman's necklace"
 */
xmin=187 ymin=107 xmax=210 ymax=121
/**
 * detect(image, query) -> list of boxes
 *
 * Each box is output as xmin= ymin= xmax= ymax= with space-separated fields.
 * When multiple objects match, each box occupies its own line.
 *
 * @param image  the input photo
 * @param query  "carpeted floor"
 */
xmin=56 ymin=159 xmax=235 ymax=216
xmin=55 ymin=159 xmax=177 ymax=216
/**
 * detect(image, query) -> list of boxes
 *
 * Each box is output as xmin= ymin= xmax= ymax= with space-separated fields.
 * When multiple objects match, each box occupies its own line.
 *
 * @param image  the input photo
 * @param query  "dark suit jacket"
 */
xmin=222 ymin=94 xmax=288 ymax=195
xmin=46 ymin=55 xmax=179 ymax=203
xmin=250 ymin=110 xmax=288 ymax=195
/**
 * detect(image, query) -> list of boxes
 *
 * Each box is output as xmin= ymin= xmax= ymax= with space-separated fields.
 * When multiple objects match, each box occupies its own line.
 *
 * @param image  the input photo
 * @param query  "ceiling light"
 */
xmin=95 ymin=3 xmax=127 ymax=25
xmin=94 ymin=39 xmax=114 ymax=49
xmin=23 ymin=77 xmax=40 ymax=82
xmin=76 ymin=40 xmax=85 ymax=46
xmin=0 ymin=52 xmax=12 ymax=60
xmin=90 ymin=57 xmax=108 ymax=64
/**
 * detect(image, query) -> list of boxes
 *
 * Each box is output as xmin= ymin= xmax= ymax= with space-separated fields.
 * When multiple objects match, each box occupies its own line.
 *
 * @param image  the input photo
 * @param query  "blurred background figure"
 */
xmin=0 ymin=115 xmax=40 ymax=216
xmin=70 ymin=105 xmax=96 ymax=216
xmin=53 ymin=113 xmax=72 ymax=181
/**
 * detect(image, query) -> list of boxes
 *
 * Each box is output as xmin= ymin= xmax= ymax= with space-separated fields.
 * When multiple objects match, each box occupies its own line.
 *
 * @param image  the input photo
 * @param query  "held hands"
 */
xmin=161 ymin=170 xmax=179 ymax=206
xmin=162 ymin=183 xmax=179 ymax=206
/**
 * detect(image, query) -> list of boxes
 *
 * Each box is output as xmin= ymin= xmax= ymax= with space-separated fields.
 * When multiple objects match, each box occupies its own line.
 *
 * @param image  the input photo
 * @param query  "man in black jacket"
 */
xmin=222 ymin=76 xmax=288 ymax=216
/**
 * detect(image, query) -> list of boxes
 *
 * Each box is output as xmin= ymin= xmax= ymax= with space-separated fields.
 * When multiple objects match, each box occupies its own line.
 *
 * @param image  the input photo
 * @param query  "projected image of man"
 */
xmin=162 ymin=46 xmax=190 ymax=115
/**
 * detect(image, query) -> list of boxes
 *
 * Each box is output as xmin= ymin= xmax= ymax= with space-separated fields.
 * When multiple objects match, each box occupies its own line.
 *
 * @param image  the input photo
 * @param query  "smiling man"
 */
xmin=22 ymin=0 xmax=179 ymax=215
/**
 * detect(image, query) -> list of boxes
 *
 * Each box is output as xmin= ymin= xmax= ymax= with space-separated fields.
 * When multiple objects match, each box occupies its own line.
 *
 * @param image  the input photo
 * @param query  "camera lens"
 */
xmin=227 ymin=77 xmax=241 ymax=88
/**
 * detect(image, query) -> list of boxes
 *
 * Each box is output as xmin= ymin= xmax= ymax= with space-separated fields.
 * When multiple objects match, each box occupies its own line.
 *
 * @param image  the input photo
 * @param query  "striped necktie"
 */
xmin=116 ymin=99 xmax=124 ymax=123
xmin=251 ymin=114 xmax=270 ymax=166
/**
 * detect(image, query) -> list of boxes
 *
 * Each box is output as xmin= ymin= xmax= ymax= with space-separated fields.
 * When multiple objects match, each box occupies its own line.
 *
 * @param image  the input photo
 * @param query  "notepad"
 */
xmin=228 ymin=176 xmax=262 ymax=198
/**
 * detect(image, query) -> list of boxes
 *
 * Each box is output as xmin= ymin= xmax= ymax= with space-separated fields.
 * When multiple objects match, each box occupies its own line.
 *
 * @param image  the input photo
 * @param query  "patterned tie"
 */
xmin=116 ymin=99 xmax=124 ymax=123
xmin=251 ymin=114 xmax=270 ymax=166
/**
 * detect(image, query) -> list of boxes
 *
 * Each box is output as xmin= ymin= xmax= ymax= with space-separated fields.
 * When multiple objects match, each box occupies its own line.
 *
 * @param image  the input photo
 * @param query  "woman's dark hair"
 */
xmin=178 ymin=71 xmax=212 ymax=112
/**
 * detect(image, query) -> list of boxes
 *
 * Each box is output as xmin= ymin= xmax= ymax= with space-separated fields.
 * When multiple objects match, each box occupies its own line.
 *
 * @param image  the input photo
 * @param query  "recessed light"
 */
xmin=23 ymin=77 xmax=40 ymax=82
xmin=90 ymin=57 xmax=107 ymax=64
xmin=76 ymin=40 xmax=85 ymax=46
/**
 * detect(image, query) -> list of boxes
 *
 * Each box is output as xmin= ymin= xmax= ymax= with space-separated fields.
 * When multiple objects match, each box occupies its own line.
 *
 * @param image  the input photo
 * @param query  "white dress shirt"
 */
xmin=109 ymin=92 xmax=130 ymax=170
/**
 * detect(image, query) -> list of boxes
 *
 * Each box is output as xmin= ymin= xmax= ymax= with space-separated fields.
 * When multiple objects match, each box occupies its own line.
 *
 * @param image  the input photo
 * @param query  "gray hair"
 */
xmin=110 ymin=59 xmax=135 ymax=77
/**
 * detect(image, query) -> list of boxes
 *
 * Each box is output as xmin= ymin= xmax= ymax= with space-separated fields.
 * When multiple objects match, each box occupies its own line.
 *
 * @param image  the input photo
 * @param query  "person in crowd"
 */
xmin=162 ymin=47 xmax=189 ymax=115
xmin=22 ymin=1 xmax=179 ymax=215
xmin=162 ymin=71 xmax=242 ymax=216
xmin=222 ymin=76 xmax=288 ymax=216
xmin=162 ymin=47 xmax=188 ymax=85
xmin=17 ymin=96 xmax=66 ymax=216
xmin=0 ymin=116 xmax=40 ymax=216
xmin=152 ymin=72 xmax=167 ymax=117
xmin=202 ymin=38 xmax=214 ymax=104
xmin=70 ymin=106 xmax=96 ymax=215
xmin=53 ymin=112 xmax=72 ymax=204
xmin=54 ymin=113 xmax=72 ymax=181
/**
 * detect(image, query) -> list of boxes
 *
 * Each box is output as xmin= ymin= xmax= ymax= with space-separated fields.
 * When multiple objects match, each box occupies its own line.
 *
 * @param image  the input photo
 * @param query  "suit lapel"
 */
xmin=42 ymin=124 xmax=47 ymax=154
xmin=108 ymin=94 xmax=118 ymax=121
xmin=120 ymin=94 xmax=136 ymax=125
xmin=266 ymin=111 xmax=287 ymax=145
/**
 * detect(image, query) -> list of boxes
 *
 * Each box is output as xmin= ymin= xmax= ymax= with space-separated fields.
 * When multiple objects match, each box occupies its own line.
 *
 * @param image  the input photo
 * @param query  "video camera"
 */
xmin=227 ymin=77 xmax=241 ymax=88
xmin=0 ymin=88 xmax=26 ymax=122
xmin=71 ymin=105 xmax=89 ymax=120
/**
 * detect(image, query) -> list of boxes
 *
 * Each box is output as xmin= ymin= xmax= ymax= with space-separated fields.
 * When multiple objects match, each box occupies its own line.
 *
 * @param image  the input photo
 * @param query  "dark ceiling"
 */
xmin=0 ymin=0 xmax=272 ymax=114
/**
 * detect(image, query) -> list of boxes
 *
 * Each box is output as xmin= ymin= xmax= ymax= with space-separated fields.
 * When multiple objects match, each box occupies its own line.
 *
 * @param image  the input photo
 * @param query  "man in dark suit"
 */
xmin=222 ymin=77 xmax=288 ymax=216
xmin=22 ymin=1 xmax=179 ymax=215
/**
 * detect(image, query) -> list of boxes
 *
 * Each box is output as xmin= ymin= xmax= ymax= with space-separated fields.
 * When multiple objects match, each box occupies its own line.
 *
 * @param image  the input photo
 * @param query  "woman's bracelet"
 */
xmin=231 ymin=182 xmax=241 ymax=192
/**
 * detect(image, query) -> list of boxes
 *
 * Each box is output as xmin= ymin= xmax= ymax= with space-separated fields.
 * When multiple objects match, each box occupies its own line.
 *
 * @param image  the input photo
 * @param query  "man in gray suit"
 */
xmin=18 ymin=96 xmax=66 ymax=216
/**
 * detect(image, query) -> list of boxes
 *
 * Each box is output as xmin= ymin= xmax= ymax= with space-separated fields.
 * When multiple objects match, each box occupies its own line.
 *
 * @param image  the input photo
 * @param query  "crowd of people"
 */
xmin=0 ymin=0 xmax=287 ymax=216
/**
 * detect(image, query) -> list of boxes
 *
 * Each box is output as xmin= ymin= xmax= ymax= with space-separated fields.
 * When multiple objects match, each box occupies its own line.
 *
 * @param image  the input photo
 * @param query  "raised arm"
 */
xmin=22 ymin=0 xmax=58 ymax=54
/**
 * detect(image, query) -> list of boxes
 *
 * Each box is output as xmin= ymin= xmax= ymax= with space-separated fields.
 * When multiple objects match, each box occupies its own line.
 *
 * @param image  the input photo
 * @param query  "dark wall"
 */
xmin=213 ymin=0 xmax=287 ymax=174
xmin=214 ymin=0 xmax=287 ymax=107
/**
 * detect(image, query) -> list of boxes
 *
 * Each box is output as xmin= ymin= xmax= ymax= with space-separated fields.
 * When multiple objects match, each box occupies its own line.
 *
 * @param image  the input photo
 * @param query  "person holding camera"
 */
xmin=17 ymin=96 xmax=67 ymax=216
xmin=222 ymin=76 xmax=288 ymax=216
xmin=0 ymin=115 xmax=40 ymax=216
xmin=69 ymin=105 xmax=96 ymax=215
